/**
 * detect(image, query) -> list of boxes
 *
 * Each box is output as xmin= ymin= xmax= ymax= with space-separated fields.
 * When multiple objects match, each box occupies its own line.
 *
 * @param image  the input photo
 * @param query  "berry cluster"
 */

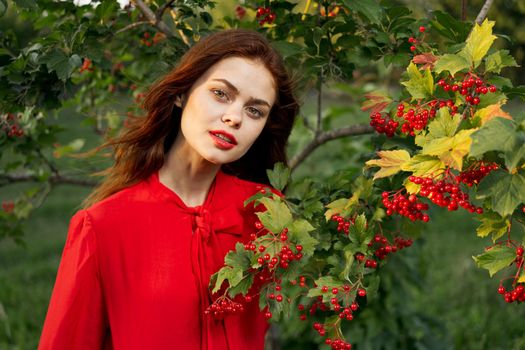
xmin=437 ymin=74 xmax=497 ymax=106
xmin=235 ymin=5 xmax=246 ymax=19
xmin=79 ymin=58 xmax=93 ymax=73
xmin=370 ymin=99 xmax=457 ymax=137
xmin=325 ymin=338 xmax=352 ymax=350
xmin=408 ymin=26 xmax=426 ymax=52
xmin=456 ymin=163 xmax=498 ymax=186
xmin=1 ymin=113 xmax=24 ymax=138
xmin=248 ymin=227 xmax=304 ymax=270
xmin=267 ymin=283 xmax=286 ymax=303
xmin=205 ymin=298 xmax=244 ymax=319
xmin=256 ymin=7 xmax=276 ymax=25
xmin=369 ymin=112 xmax=399 ymax=137
xmin=2 ymin=200 xmax=15 ymax=213
xmin=499 ymin=284 xmax=525 ymax=303
xmin=355 ymin=252 xmax=379 ymax=269
xmin=409 ymin=176 xmax=483 ymax=214
xmin=330 ymin=214 xmax=352 ymax=234
xmin=368 ymin=233 xmax=413 ymax=260
xmin=382 ymin=191 xmax=430 ymax=222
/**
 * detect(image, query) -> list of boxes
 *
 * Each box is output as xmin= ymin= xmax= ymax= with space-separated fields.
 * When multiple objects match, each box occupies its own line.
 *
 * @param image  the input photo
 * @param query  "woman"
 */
xmin=38 ymin=29 xmax=299 ymax=350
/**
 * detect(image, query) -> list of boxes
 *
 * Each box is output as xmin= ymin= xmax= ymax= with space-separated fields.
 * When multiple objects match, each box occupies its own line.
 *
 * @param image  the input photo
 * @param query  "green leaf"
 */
xmin=476 ymin=170 xmax=525 ymax=217
xmin=476 ymin=212 xmax=510 ymax=243
xmin=459 ymin=19 xmax=497 ymax=68
xmin=470 ymin=117 xmax=516 ymax=157
xmin=401 ymin=63 xmax=434 ymax=100
xmin=224 ymin=242 xmax=253 ymax=270
xmin=227 ymin=274 xmax=253 ymax=297
xmin=287 ymin=219 xmax=318 ymax=255
xmin=41 ymin=50 xmax=82 ymax=82
xmin=472 ymin=246 xmax=516 ymax=277
xmin=0 ymin=0 xmax=7 ymax=17
xmin=267 ymin=162 xmax=290 ymax=192
xmin=433 ymin=54 xmax=470 ymax=76
xmin=339 ymin=247 xmax=355 ymax=281
xmin=421 ymin=129 xmax=475 ymax=171
xmin=427 ymin=108 xmax=461 ymax=138
xmin=211 ymin=265 xmax=243 ymax=294
xmin=349 ymin=214 xmax=371 ymax=244
xmin=256 ymin=197 xmax=293 ymax=234
xmin=485 ymin=50 xmax=518 ymax=74
xmin=13 ymin=0 xmax=37 ymax=10
xmin=271 ymin=41 xmax=304 ymax=59
xmin=342 ymin=0 xmax=382 ymax=24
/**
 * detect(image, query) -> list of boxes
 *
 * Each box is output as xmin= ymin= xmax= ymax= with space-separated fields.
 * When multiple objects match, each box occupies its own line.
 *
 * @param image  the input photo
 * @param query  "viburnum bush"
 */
xmin=209 ymin=19 xmax=525 ymax=348
xmin=1 ymin=0 xmax=525 ymax=347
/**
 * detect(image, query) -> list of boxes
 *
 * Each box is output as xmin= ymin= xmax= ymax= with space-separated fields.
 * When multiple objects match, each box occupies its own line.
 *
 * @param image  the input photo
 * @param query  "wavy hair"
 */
xmin=81 ymin=29 xmax=299 ymax=209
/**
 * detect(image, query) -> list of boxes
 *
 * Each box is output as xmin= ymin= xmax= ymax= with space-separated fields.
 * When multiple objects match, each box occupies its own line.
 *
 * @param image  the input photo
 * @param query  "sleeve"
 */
xmin=38 ymin=210 xmax=108 ymax=350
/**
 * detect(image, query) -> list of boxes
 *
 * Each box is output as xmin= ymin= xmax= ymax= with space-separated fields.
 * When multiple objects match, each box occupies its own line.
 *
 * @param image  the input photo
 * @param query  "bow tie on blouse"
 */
xmin=187 ymin=204 xmax=246 ymax=349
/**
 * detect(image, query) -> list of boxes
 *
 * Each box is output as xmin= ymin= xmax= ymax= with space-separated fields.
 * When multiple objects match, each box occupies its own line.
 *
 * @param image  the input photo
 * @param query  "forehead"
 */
xmin=196 ymin=56 xmax=276 ymax=105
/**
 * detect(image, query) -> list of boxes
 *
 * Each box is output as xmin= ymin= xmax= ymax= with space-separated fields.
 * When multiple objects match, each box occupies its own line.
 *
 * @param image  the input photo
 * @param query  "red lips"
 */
xmin=209 ymin=130 xmax=237 ymax=150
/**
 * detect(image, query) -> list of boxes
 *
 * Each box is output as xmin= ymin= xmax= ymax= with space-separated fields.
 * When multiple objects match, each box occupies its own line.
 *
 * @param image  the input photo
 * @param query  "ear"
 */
xmin=175 ymin=95 xmax=183 ymax=108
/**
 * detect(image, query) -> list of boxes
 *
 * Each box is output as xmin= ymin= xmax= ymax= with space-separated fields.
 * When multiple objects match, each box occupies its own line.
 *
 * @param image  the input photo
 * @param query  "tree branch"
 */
xmin=289 ymin=124 xmax=374 ymax=171
xmin=475 ymin=0 xmax=494 ymax=24
xmin=116 ymin=20 xmax=150 ymax=34
xmin=0 ymin=173 xmax=98 ymax=187
xmin=157 ymin=0 xmax=176 ymax=21
xmin=461 ymin=0 xmax=467 ymax=21
xmin=132 ymin=0 xmax=174 ymax=38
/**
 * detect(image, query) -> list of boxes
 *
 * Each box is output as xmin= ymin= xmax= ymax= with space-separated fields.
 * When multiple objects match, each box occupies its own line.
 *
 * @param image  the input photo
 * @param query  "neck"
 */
xmin=159 ymin=136 xmax=221 ymax=207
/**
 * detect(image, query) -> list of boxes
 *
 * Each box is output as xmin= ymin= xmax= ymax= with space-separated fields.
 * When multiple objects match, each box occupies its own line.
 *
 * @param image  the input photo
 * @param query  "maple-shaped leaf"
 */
xmin=422 ymin=129 xmax=476 ymax=170
xmin=401 ymin=154 xmax=445 ymax=177
xmin=473 ymin=245 xmax=517 ymax=277
xmin=401 ymin=63 xmax=434 ymax=100
xmin=459 ymin=19 xmax=497 ymax=68
xmin=365 ymin=150 xmax=411 ymax=180
xmin=361 ymin=90 xmax=392 ymax=115
xmin=412 ymin=53 xmax=438 ymax=70
xmin=484 ymin=49 xmax=518 ymax=74
xmin=433 ymin=53 xmax=470 ymax=76
xmin=473 ymin=103 xmax=512 ymax=125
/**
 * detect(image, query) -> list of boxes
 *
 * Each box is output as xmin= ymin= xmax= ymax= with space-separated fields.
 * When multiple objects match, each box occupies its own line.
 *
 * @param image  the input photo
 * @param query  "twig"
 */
xmin=116 ymin=20 xmax=150 ymax=34
xmin=475 ymin=0 xmax=494 ymax=24
xmin=289 ymin=124 xmax=374 ymax=171
xmin=316 ymin=72 xmax=322 ymax=136
xmin=132 ymin=0 xmax=174 ymax=38
xmin=157 ymin=0 xmax=176 ymax=21
xmin=461 ymin=0 xmax=467 ymax=21
xmin=0 ymin=173 xmax=98 ymax=187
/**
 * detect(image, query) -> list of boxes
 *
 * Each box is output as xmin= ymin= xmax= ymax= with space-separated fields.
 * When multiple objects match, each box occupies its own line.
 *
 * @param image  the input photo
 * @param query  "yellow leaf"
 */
xmin=460 ymin=19 xmax=497 ymax=68
xmin=403 ymin=178 xmax=421 ymax=194
xmin=519 ymin=271 xmax=525 ymax=284
xmin=422 ymin=129 xmax=477 ymax=170
xmin=474 ymin=103 xmax=513 ymax=125
xmin=365 ymin=150 xmax=411 ymax=180
xmin=401 ymin=154 xmax=446 ymax=177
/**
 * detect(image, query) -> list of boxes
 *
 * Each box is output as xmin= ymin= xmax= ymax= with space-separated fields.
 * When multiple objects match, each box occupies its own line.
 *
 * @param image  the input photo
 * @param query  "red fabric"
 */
xmin=38 ymin=170 xmax=270 ymax=350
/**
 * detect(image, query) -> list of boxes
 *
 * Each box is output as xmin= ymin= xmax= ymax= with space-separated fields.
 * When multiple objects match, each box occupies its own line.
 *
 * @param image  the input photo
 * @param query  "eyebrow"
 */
xmin=212 ymin=78 xmax=272 ymax=108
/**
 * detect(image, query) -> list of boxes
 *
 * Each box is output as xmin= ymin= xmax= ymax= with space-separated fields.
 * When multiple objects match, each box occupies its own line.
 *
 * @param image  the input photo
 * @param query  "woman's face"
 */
xmin=176 ymin=56 xmax=276 ymax=166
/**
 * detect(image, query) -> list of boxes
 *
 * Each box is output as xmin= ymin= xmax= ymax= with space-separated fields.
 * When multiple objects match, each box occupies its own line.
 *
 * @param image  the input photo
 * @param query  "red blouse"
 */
xmin=38 ymin=169 xmax=270 ymax=350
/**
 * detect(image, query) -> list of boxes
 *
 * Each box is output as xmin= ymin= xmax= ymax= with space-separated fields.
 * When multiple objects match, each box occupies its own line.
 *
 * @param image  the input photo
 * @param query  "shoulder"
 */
xmin=81 ymin=180 xmax=151 ymax=225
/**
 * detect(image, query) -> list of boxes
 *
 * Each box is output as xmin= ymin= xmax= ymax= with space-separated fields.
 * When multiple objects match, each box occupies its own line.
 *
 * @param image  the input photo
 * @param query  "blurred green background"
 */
xmin=2 ymin=0 xmax=525 ymax=349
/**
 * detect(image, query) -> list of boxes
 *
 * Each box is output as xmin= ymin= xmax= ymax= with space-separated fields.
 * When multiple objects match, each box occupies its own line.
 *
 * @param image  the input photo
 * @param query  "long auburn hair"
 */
xmin=81 ymin=29 xmax=299 ymax=209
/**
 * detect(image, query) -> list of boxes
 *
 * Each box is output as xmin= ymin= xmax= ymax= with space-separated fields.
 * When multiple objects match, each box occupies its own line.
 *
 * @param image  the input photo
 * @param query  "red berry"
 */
xmin=357 ymin=288 xmax=367 ymax=297
xmin=264 ymin=311 xmax=272 ymax=319
xmin=410 ymin=45 xmax=416 ymax=51
xmin=419 ymin=26 xmax=426 ymax=33
xmin=517 ymin=247 xmax=524 ymax=257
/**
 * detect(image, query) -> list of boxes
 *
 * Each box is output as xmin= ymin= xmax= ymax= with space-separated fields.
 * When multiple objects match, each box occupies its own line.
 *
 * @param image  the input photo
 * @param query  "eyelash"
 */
xmin=212 ymin=89 xmax=264 ymax=118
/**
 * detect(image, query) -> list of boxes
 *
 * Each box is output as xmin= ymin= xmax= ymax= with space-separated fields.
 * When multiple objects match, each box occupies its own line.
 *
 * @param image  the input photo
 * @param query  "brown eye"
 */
xmin=212 ymin=89 xmax=228 ymax=100
xmin=246 ymin=106 xmax=263 ymax=118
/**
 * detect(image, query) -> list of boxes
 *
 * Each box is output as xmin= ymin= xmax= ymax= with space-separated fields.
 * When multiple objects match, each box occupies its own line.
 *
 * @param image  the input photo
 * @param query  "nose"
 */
xmin=221 ymin=104 xmax=242 ymax=128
